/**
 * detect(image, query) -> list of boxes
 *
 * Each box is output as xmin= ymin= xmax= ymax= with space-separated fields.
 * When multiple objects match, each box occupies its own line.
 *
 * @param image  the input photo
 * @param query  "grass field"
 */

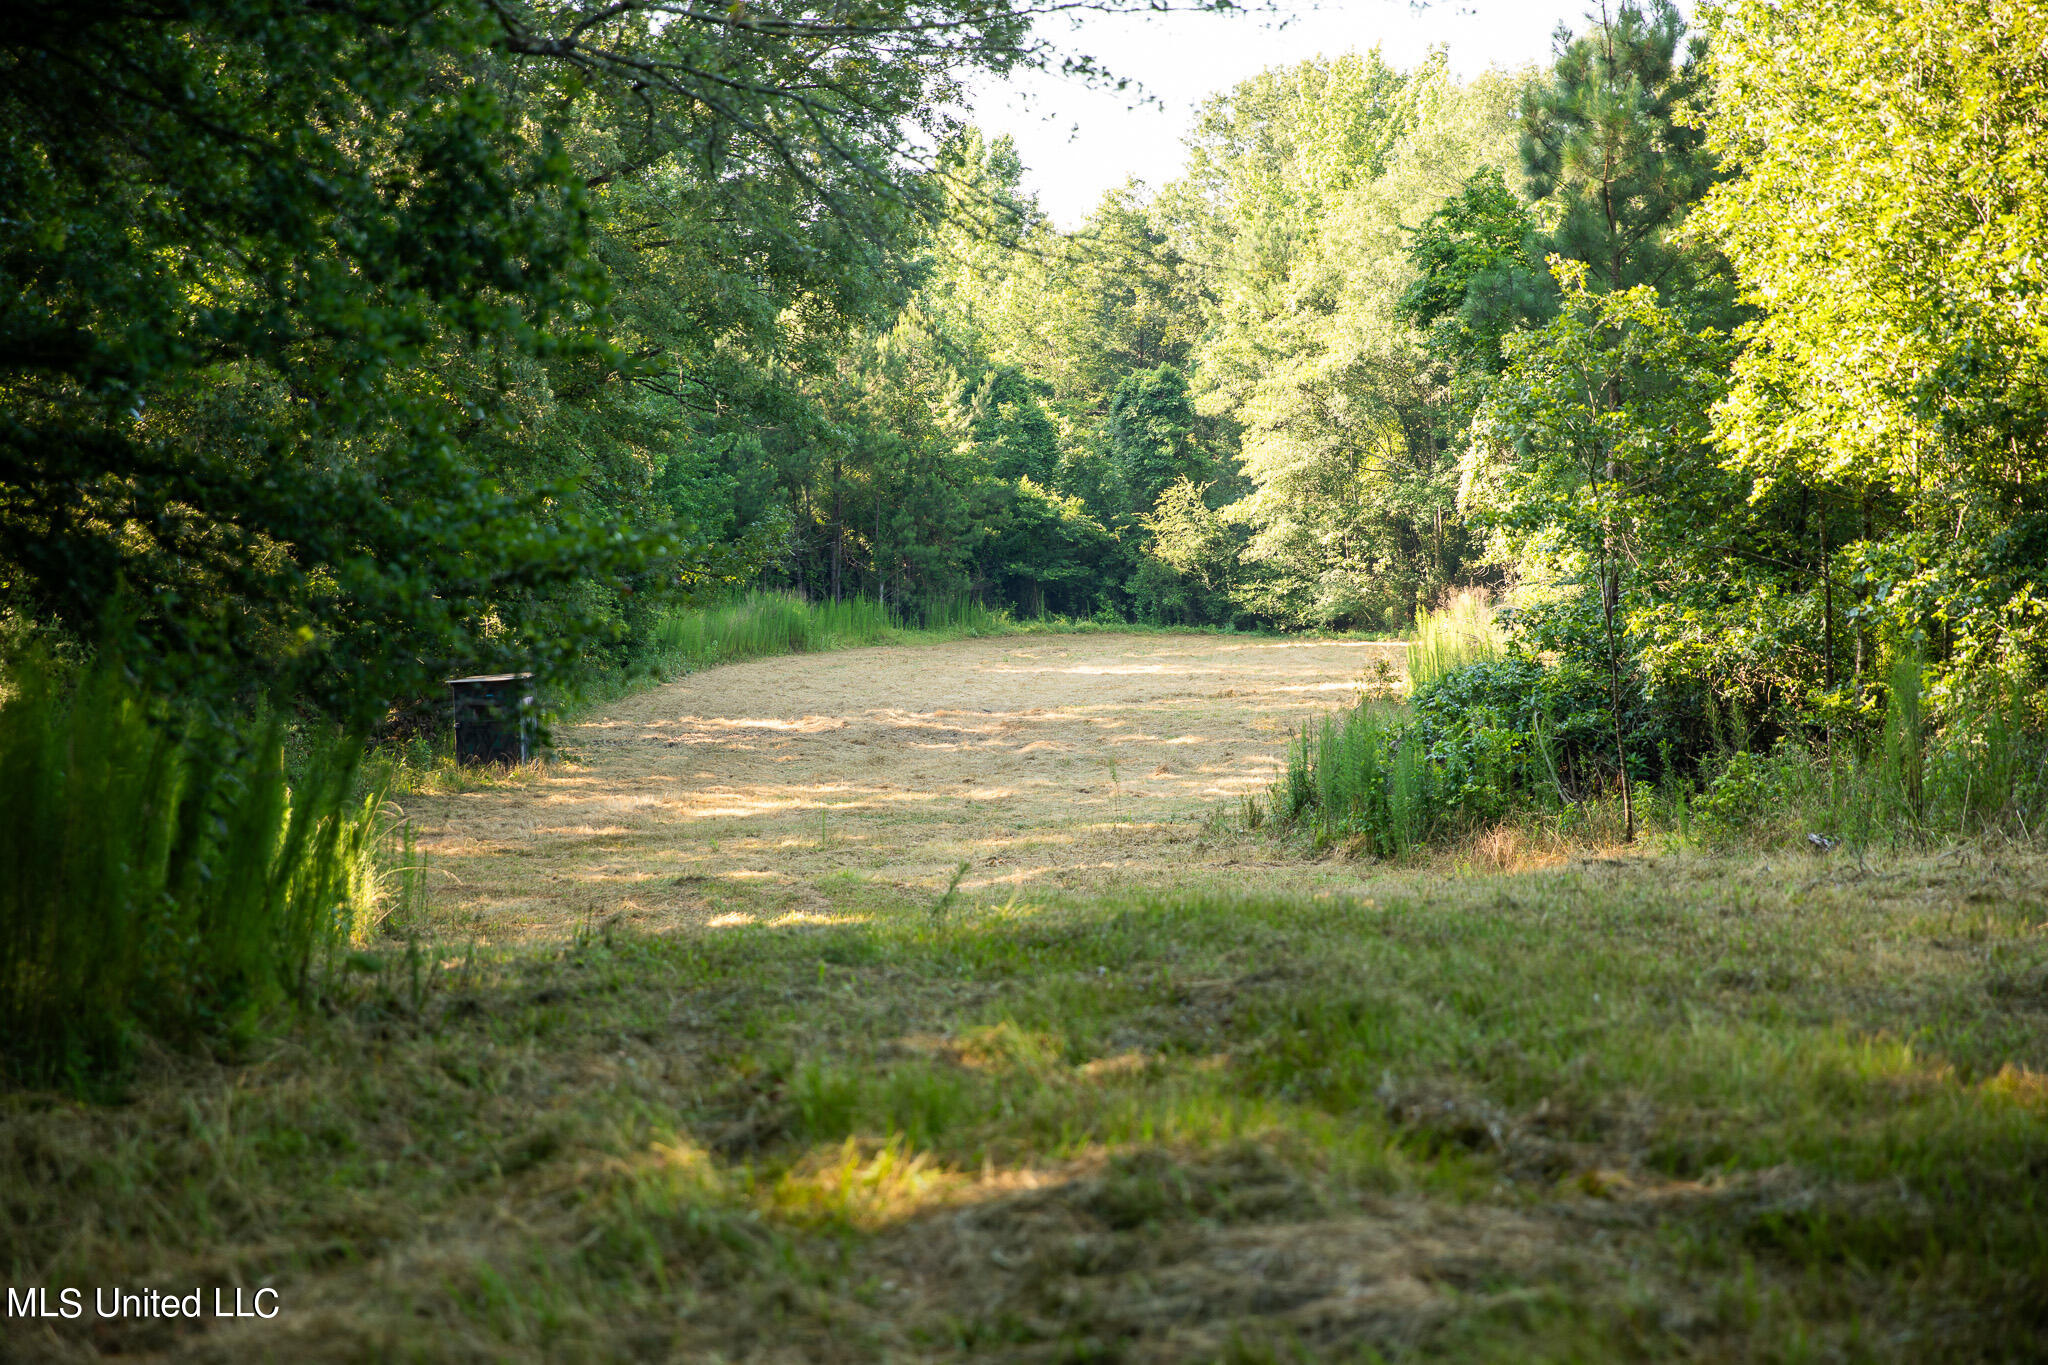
xmin=5 ymin=635 xmax=2045 ymax=1362
xmin=7 ymin=850 xmax=2045 ymax=1361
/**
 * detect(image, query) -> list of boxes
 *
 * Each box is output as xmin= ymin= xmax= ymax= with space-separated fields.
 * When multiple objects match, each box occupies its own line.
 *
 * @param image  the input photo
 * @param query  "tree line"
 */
xmin=3 ymin=0 xmax=2043 ymax=749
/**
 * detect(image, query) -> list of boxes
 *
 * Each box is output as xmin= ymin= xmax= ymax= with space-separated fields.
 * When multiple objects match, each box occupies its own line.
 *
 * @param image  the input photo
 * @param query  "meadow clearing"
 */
xmin=7 ymin=633 xmax=2046 ymax=1362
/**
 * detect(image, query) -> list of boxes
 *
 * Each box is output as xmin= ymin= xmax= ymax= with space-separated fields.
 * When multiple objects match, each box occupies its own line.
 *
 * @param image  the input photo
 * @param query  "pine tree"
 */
xmin=1520 ymin=0 xmax=1716 ymax=296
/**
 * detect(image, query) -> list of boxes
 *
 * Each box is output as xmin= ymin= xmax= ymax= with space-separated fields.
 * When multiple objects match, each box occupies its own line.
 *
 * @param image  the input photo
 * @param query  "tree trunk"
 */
xmin=1600 ymin=533 xmax=1634 ymax=842
xmin=1821 ymin=497 xmax=1834 ymax=688
xmin=831 ymin=468 xmax=844 ymax=604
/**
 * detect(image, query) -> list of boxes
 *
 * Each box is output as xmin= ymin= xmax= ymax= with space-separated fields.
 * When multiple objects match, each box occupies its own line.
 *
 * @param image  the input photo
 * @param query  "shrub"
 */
xmin=1406 ymin=652 xmax=1699 ymax=799
xmin=1689 ymin=675 xmax=2048 ymax=850
xmin=0 ymin=656 xmax=385 ymax=1088
xmin=1692 ymin=748 xmax=1793 ymax=837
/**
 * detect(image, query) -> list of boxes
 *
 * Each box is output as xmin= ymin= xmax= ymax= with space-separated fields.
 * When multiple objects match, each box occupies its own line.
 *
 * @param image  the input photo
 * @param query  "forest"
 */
xmin=3 ymin=0 xmax=2047 ymax=1359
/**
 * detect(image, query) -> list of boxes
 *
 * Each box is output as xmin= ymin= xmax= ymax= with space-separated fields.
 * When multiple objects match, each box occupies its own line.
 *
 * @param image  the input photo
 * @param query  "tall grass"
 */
xmin=1404 ymin=591 xmax=1504 ymax=693
xmin=0 ymin=656 xmax=386 ymax=1087
xmin=646 ymin=590 xmax=1008 ymax=675
xmin=1271 ymin=704 xmax=1450 ymax=857
xmin=903 ymin=592 xmax=1010 ymax=634
xmin=1275 ymin=648 xmax=2048 ymax=858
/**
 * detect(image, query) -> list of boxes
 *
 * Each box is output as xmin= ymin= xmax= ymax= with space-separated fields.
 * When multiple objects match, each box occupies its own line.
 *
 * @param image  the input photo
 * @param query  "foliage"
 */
xmin=1182 ymin=61 xmax=1532 ymax=629
xmin=1697 ymin=0 xmax=2048 ymax=695
xmin=1691 ymin=661 xmax=2048 ymax=849
xmin=1287 ymin=637 xmax=2045 ymax=859
xmin=1467 ymin=268 xmax=1734 ymax=832
xmin=0 ymin=655 xmax=386 ymax=1087
xmin=1407 ymin=652 xmax=1684 ymax=794
xmin=1397 ymin=166 xmax=1551 ymax=378
xmin=0 ymin=0 xmax=1183 ymax=718
xmin=1519 ymin=0 xmax=1718 ymax=300
xmin=1101 ymin=366 xmax=1214 ymax=511
xmin=1135 ymin=478 xmax=1248 ymax=626
xmin=0 ymin=0 xmax=675 ymax=721
xmin=980 ymin=479 xmax=1126 ymax=620
xmin=1272 ymin=649 xmax=1665 ymax=855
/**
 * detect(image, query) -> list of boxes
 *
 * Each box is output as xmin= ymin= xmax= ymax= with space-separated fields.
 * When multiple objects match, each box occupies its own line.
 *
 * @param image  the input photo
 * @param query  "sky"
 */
xmin=967 ymin=1 xmax=1642 ymax=228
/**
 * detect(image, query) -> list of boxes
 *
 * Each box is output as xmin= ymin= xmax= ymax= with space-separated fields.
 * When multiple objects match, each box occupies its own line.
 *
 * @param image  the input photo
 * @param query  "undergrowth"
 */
xmin=1273 ymin=641 xmax=2048 ymax=859
xmin=0 ymin=655 xmax=403 ymax=1089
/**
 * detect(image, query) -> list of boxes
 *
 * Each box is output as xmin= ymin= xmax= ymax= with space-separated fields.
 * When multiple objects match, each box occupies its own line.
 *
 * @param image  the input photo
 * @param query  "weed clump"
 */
xmin=1276 ymin=637 xmax=2047 ymax=857
xmin=0 ymin=655 xmax=389 ymax=1088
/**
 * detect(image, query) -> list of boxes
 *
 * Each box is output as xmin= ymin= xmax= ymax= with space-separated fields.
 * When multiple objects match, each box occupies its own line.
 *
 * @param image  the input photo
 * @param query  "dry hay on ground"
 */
xmin=409 ymin=634 xmax=1407 ymax=941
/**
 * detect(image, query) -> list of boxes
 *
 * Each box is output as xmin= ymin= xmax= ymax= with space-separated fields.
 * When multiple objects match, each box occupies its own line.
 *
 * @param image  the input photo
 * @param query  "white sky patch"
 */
xmin=968 ymin=1 xmax=1689 ymax=229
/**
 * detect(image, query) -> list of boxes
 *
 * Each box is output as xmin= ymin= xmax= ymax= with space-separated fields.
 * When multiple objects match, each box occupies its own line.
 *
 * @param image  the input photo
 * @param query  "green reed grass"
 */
xmin=646 ymin=590 xmax=1010 ymax=677
xmin=1404 ymin=592 xmax=1504 ymax=693
xmin=0 ymin=655 xmax=387 ymax=1087
xmin=1274 ymin=702 xmax=1448 ymax=857
xmin=650 ymin=591 xmax=895 ymax=669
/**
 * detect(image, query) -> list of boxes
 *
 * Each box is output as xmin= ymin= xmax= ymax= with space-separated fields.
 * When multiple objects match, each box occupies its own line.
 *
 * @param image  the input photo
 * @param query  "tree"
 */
xmin=0 ymin=1 xmax=652 ymax=718
xmin=0 ymin=0 xmax=1202 ymax=713
xmin=1179 ymin=61 xmax=1528 ymax=627
xmin=1473 ymin=264 xmax=1737 ymax=835
xmin=1520 ymin=0 xmax=1717 ymax=299
xmin=962 ymin=367 xmax=1060 ymax=485
xmin=1102 ymin=366 xmax=1210 ymax=510
xmin=1697 ymin=0 xmax=2048 ymax=692
xmin=1134 ymin=478 xmax=1245 ymax=625
xmin=1397 ymin=167 xmax=1550 ymax=378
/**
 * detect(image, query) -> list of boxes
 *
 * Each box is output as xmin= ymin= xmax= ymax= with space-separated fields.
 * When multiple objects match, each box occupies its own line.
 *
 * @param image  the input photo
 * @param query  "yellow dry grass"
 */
xmin=407 ymin=633 xmax=1408 ymax=941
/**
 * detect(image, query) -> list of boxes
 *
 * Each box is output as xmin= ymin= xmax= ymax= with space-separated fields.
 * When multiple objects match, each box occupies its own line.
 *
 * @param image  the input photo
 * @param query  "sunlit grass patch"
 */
xmin=771 ymin=1137 xmax=960 ymax=1229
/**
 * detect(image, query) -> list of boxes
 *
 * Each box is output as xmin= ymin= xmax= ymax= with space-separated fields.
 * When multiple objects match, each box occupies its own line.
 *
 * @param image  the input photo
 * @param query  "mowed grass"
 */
xmin=6 ymin=850 xmax=2047 ymax=1361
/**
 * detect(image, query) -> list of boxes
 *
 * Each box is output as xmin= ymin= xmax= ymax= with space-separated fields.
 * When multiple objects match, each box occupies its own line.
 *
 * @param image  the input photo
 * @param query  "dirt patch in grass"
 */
xmin=407 ymin=633 xmax=1405 ymax=942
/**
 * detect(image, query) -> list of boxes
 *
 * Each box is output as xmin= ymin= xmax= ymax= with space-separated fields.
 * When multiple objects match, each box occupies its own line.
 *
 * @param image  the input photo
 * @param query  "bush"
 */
xmin=1409 ymin=642 xmax=1726 ymax=797
xmin=1689 ymin=673 xmax=2048 ymax=849
xmin=0 ymin=656 xmax=385 ymax=1088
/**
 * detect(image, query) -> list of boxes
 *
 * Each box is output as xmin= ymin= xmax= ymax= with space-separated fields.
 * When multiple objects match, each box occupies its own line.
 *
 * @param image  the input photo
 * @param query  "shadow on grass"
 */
xmin=5 ymin=856 xmax=2046 ymax=1359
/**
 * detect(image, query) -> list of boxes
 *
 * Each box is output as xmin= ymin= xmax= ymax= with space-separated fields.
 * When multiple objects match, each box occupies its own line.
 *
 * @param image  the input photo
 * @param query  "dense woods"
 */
xmin=6 ymin=0 xmax=2042 ymax=707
